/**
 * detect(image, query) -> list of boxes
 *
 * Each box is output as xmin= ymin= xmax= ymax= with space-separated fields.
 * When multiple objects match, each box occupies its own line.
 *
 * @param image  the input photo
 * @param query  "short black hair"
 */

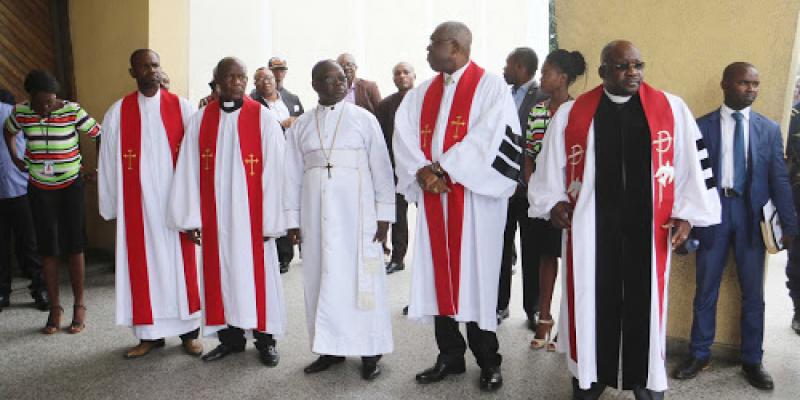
xmin=129 ymin=48 xmax=159 ymax=67
xmin=510 ymin=47 xmax=539 ymax=76
xmin=24 ymin=70 xmax=60 ymax=95
xmin=722 ymin=62 xmax=755 ymax=82
xmin=0 ymin=88 xmax=15 ymax=105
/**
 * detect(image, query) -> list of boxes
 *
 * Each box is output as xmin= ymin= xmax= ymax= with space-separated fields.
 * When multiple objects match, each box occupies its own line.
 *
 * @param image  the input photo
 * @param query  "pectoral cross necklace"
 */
xmin=314 ymin=104 xmax=346 ymax=178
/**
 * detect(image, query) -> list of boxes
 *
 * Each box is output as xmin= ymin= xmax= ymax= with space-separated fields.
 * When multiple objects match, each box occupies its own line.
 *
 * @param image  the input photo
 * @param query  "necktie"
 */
xmin=732 ymin=111 xmax=746 ymax=195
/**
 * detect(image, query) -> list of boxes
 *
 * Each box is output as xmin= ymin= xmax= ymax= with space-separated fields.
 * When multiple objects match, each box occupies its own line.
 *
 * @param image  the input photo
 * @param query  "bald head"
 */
xmin=214 ymin=57 xmax=247 ymax=101
xmin=427 ymin=21 xmax=472 ymax=73
xmin=312 ymin=59 xmax=347 ymax=105
xmin=722 ymin=62 xmax=756 ymax=82
xmin=599 ymin=40 xmax=644 ymax=96
xmin=336 ymin=53 xmax=357 ymax=87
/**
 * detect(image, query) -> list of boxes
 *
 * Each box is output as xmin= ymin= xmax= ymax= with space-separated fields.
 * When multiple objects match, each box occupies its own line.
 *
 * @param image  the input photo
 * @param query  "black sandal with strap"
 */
xmin=67 ymin=304 xmax=86 ymax=334
xmin=41 ymin=305 xmax=63 ymax=335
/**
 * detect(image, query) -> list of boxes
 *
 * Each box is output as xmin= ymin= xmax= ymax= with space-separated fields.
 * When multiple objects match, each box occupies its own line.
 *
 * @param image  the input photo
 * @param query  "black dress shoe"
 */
xmin=361 ymin=360 xmax=381 ymax=380
xmin=402 ymin=305 xmax=409 ymax=315
xmin=415 ymin=359 xmax=466 ymax=384
xmin=673 ymin=357 xmax=710 ymax=379
xmin=742 ymin=363 xmax=774 ymax=390
xmin=201 ymin=343 xmax=243 ymax=362
xmin=31 ymin=291 xmax=49 ymax=311
xmin=572 ymin=378 xmax=606 ymax=400
xmin=279 ymin=262 xmax=290 ymax=274
xmin=385 ymin=261 xmax=405 ymax=274
xmin=632 ymin=385 xmax=664 ymax=400
xmin=479 ymin=366 xmax=503 ymax=391
xmin=303 ymin=355 xmax=345 ymax=373
xmin=259 ymin=345 xmax=280 ymax=367
xmin=0 ymin=293 xmax=9 ymax=310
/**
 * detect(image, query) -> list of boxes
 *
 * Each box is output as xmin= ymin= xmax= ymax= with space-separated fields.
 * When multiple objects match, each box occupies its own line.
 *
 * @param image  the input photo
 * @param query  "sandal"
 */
xmin=41 ymin=306 xmax=63 ymax=335
xmin=67 ymin=304 xmax=86 ymax=334
xmin=531 ymin=318 xmax=555 ymax=350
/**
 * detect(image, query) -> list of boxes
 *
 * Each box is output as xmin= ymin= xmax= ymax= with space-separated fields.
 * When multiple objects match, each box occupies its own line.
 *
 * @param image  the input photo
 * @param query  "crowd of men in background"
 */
xmin=1 ymin=19 xmax=800 ymax=399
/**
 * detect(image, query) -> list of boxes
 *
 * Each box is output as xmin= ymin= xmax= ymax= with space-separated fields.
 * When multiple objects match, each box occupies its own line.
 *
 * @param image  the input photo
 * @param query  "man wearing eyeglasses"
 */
xmin=336 ymin=53 xmax=382 ymax=115
xmin=529 ymin=40 xmax=720 ymax=399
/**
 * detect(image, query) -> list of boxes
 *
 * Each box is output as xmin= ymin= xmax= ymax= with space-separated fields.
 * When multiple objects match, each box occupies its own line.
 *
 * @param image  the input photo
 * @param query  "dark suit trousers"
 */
xmin=390 ymin=194 xmax=408 ymax=263
xmin=787 ymin=236 xmax=800 ymax=303
xmin=218 ymin=326 xmax=275 ymax=351
xmin=497 ymin=193 xmax=539 ymax=317
xmin=275 ymin=236 xmax=294 ymax=264
xmin=0 ymin=194 xmax=44 ymax=296
xmin=434 ymin=316 xmax=501 ymax=369
xmin=691 ymin=196 xmax=766 ymax=364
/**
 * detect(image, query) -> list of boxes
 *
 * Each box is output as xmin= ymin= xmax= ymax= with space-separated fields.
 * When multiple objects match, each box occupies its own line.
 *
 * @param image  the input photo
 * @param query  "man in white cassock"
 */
xmin=393 ymin=21 xmax=521 ymax=391
xmin=99 ymin=49 xmax=202 ymax=358
xmin=528 ymin=41 xmax=720 ymax=400
xmin=168 ymin=57 xmax=287 ymax=367
xmin=284 ymin=60 xmax=395 ymax=381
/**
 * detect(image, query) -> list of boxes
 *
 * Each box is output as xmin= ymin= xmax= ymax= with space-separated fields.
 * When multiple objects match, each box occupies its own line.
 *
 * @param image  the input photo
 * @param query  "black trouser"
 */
xmin=0 ymin=194 xmax=44 ymax=296
xmin=218 ymin=326 xmax=275 ymax=351
xmin=390 ymin=194 xmax=409 ymax=263
xmin=434 ymin=316 xmax=501 ymax=369
xmin=275 ymin=236 xmax=294 ymax=264
xmin=497 ymin=192 xmax=539 ymax=317
xmin=142 ymin=327 xmax=199 ymax=343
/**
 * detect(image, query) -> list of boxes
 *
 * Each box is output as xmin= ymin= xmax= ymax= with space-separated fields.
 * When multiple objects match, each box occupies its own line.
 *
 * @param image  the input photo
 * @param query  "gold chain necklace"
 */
xmin=314 ymin=103 xmax=346 ymax=178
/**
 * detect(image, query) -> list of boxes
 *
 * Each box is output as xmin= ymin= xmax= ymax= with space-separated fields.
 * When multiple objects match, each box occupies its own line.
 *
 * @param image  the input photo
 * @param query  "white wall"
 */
xmin=188 ymin=0 xmax=272 ymax=104
xmin=187 ymin=0 xmax=549 ymax=107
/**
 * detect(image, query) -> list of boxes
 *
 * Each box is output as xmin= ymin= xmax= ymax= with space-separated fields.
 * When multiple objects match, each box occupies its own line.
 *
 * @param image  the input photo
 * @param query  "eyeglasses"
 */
xmin=605 ymin=62 xmax=646 ymax=71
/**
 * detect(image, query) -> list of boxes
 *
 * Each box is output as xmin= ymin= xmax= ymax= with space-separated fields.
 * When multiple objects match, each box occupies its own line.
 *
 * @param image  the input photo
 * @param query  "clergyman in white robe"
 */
xmin=168 ymin=97 xmax=287 ymax=353
xmin=284 ymin=100 xmax=395 ymax=359
xmin=393 ymin=59 xmax=521 ymax=371
xmin=99 ymin=89 xmax=201 ymax=345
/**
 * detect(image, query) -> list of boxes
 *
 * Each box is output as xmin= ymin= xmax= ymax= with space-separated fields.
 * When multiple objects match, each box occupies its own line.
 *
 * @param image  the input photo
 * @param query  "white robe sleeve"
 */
xmin=438 ymin=77 xmax=520 ymax=199
xmin=528 ymin=101 xmax=572 ymax=219
xmin=168 ymin=109 xmax=203 ymax=231
xmin=364 ymin=113 xmax=396 ymax=222
xmin=261 ymin=108 xmax=287 ymax=237
xmin=179 ymin=97 xmax=196 ymax=127
xmin=98 ymin=101 xmax=121 ymax=220
xmin=392 ymin=89 xmax=427 ymax=203
xmin=282 ymin=117 xmax=303 ymax=229
xmin=668 ymin=95 xmax=721 ymax=227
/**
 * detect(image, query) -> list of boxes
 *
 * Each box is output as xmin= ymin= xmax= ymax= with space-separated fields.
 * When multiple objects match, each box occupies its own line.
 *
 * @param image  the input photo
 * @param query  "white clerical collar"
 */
xmin=443 ymin=62 xmax=470 ymax=86
xmin=603 ymin=88 xmax=632 ymax=104
xmin=721 ymin=103 xmax=751 ymax=121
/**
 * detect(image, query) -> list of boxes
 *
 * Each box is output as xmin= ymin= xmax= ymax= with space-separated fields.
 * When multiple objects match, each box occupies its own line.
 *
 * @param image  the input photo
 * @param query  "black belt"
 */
xmin=722 ymin=187 xmax=739 ymax=197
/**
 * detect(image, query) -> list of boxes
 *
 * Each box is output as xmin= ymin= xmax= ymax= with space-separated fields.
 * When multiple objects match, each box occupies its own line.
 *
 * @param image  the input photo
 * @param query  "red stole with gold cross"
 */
xmin=419 ymin=62 xmax=484 ymax=316
xmin=120 ymin=90 xmax=200 ymax=325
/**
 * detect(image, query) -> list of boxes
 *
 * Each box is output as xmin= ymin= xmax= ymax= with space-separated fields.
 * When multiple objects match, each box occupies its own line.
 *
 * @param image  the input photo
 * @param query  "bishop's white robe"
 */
xmin=528 ymin=88 xmax=720 ymax=391
xmin=393 ymin=62 xmax=521 ymax=331
xmin=284 ymin=101 xmax=395 ymax=356
xmin=99 ymin=90 xmax=201 ymax=340
xmin=168 ymin=101 xmax=287 ymax=337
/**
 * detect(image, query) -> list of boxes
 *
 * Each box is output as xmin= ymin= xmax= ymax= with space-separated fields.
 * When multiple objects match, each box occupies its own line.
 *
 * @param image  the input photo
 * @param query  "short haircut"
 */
xmin=0 ymin=88 xmax=15 ymax=105
xmin=722 ymin=62 xmax=756 ymax=82
xmin=24 ymin=70 xmax=60 ymax=95
xmin=510 ymin=47 xmax=539 ymax=76
xmin=129 ymin=48 xmax=159 ymax=67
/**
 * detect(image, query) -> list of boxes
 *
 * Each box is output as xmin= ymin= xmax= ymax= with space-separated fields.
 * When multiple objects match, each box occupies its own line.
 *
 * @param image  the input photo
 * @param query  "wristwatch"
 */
xmin=430 ymin=162 xmax=446 ymax=177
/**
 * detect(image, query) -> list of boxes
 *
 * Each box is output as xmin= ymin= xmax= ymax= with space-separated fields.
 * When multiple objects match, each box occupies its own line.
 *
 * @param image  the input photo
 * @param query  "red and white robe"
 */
xmin=99 ymin=89 xmax=201 ymax=339
xmin=393 ymin=61 xmax=521 ymax=331
xmin=168 ymin=97 xmax=287 ymax=336
xmin=528 ymin=84 xmax=720 ymax=391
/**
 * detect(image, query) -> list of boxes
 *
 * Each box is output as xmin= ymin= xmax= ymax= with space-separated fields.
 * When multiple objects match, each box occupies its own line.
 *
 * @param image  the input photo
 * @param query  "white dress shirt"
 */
xmin=719 ymin=104 xmax=750 ymax=189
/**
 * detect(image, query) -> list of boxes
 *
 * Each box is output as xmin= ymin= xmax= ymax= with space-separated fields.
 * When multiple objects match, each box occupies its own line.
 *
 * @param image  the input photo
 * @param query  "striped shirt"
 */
xmin=4 ymin=101 xmax=100 ymax=189
xmin=526 ymin=101 xmax=552 ymax=161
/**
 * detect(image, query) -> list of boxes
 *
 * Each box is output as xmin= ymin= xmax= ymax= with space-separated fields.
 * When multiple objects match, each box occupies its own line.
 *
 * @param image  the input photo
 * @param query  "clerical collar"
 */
xmin=318 ymin=100 xmax=345 ymax=111
xmin=603 ymin=89 xmax=632 ymax=104
xmin=220 ymin=98 xmax=243 ymax=113
xmin=443 ymin=62 xmax=470 ymax=86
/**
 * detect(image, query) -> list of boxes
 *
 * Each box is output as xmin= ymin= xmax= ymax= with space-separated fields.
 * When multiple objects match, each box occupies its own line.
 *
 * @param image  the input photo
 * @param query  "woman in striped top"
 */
xmin=3 ymin=70 xmax=100 ymax=334
xmin=526 ymin=49 xmax=586 ymax=351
